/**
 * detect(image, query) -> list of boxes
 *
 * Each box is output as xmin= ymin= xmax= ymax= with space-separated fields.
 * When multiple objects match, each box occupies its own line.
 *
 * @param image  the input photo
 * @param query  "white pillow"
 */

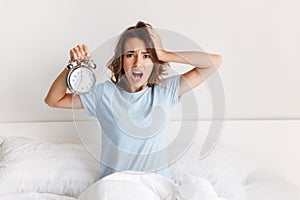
xmin=0 ymin=192 xmax=77 ymax=200
xmin=0 ymin=137 xmax=100 ymax=197
xmin=170 ymin=141 xmax=258 ymax=200
xmin=0 ymin=136 xmax=4 ymax=145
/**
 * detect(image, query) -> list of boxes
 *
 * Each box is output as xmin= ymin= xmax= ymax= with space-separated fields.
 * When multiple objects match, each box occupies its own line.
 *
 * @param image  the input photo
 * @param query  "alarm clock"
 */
xmin=66 ymin=59 xmax=97 ymax=94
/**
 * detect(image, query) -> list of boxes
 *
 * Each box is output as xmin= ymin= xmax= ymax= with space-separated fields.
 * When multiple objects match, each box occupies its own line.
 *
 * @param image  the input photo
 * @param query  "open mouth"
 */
xmin=131 ymin=71 xmax=143 ymax=80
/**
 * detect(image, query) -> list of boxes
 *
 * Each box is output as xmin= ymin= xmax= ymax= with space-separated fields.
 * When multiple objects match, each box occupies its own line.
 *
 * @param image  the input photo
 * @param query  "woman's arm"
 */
xmin=44 ymin=68 xmax=83 ymax=109
xmin=159 ymin=51 xmax=222 ymax=96
xmin=148 ymin=28 xmax=222 ymax=96
xmin=44 ymin=44 xmax=90 ymax=109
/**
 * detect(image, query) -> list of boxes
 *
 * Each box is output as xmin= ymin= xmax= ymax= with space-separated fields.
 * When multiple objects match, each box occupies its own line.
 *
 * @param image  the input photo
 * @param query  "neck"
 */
xmin=126 ymin=84 xmax=147 ymax=93
xmin=117 ymin=77 xmax=148 ymax=93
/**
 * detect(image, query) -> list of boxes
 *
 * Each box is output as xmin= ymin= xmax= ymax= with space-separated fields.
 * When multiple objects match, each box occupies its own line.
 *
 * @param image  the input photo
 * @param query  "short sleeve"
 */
xmin=163 ymin=75 xmax=182 ymax=107
xmin=79 ymin=84 xmax=103 ymax=117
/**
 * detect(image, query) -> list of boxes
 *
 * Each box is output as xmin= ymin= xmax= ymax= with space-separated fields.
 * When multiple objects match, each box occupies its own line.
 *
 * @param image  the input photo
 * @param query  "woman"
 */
xmin=45 ymin=21 xmax=222 ymax=180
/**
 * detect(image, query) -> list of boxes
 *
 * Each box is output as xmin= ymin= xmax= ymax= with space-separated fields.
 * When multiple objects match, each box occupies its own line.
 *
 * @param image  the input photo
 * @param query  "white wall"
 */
xmin=0 ymin=0 xmax=299 ymax=122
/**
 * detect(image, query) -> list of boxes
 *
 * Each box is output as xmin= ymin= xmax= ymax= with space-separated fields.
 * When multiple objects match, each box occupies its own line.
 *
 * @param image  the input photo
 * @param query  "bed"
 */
xmin=0 ymin=120 xmax=299 ymax=200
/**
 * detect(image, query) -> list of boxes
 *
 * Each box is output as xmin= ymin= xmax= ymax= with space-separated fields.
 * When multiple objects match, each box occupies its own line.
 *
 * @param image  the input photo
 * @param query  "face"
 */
xmin=123 ymin=37 xmax=154 ymax=92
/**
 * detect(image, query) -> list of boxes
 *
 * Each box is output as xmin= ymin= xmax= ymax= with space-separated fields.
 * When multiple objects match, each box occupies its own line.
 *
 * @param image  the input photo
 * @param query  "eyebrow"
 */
xmin=125 ymin=50 xmax=150 ymax=54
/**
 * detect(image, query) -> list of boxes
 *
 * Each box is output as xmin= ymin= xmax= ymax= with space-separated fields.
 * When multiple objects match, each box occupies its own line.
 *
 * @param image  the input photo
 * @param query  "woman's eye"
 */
xmin=126 ymin=53 xmax=134 ymax=58
xmin=144 ymin=54 xmax=151 ymax=58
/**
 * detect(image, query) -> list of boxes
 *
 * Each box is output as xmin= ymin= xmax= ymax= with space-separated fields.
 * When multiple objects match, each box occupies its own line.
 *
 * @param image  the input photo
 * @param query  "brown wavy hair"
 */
xmin=107 ymin=21 xmax=169 ymax=88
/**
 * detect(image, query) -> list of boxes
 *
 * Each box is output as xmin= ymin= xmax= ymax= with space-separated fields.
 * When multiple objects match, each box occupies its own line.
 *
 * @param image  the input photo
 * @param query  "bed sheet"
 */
xmin=78 ymin=171 xmax=226 ymax=200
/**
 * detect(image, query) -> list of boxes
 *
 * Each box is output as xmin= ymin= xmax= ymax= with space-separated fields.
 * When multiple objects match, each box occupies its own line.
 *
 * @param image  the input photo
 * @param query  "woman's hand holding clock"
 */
xmin=66 ymin=44 xmax=97 ymax=94
xmin=69 ymin=44 xmax=91 ymax=63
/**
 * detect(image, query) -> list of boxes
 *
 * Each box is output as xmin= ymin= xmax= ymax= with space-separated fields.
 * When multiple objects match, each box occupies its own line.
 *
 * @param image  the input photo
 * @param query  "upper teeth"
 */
xmin=132 ymin=71 xmax=143 ymax=75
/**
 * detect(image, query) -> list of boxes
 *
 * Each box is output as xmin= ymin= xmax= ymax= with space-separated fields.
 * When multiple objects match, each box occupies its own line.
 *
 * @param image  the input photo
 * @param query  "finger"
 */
xmin=74 ymin=46 xmax=83 ymax=62
xmin=70 ymin=49 xmax=78 ymax=61
xmin=147 ymin=27 xmax=156 ymax=35
xmin=77 ymin=44 xmax=86 ymax=58
xmin=82 ymin=44 xmax=91 ymax=59
xmin=148 ymin=29 xmax=158 ymax=41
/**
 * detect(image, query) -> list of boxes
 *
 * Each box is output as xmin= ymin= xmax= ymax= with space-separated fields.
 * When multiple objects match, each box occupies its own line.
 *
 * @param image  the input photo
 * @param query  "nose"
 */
xmin=133 ymin=52 xmax=143 ymax=67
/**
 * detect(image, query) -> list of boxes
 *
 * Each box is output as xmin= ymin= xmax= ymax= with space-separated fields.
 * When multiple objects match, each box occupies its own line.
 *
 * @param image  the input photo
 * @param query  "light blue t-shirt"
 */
xmin=80 ymin=75 xmax=181 ymax=179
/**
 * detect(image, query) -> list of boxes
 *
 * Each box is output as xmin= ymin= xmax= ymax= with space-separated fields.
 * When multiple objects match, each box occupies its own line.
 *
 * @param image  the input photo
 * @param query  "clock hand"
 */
xmin=79 ymin=71 xmax=84 ymax=89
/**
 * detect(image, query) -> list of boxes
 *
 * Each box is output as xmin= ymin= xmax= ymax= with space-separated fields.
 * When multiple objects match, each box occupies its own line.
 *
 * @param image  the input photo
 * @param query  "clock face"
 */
xmin=68 ymin=67 xmax=96 ymax=94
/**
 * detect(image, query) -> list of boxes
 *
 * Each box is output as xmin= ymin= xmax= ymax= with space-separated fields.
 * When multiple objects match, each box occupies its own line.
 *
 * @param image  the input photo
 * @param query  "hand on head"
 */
xmin=147 ymin=28 xmax=166 ymax=61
